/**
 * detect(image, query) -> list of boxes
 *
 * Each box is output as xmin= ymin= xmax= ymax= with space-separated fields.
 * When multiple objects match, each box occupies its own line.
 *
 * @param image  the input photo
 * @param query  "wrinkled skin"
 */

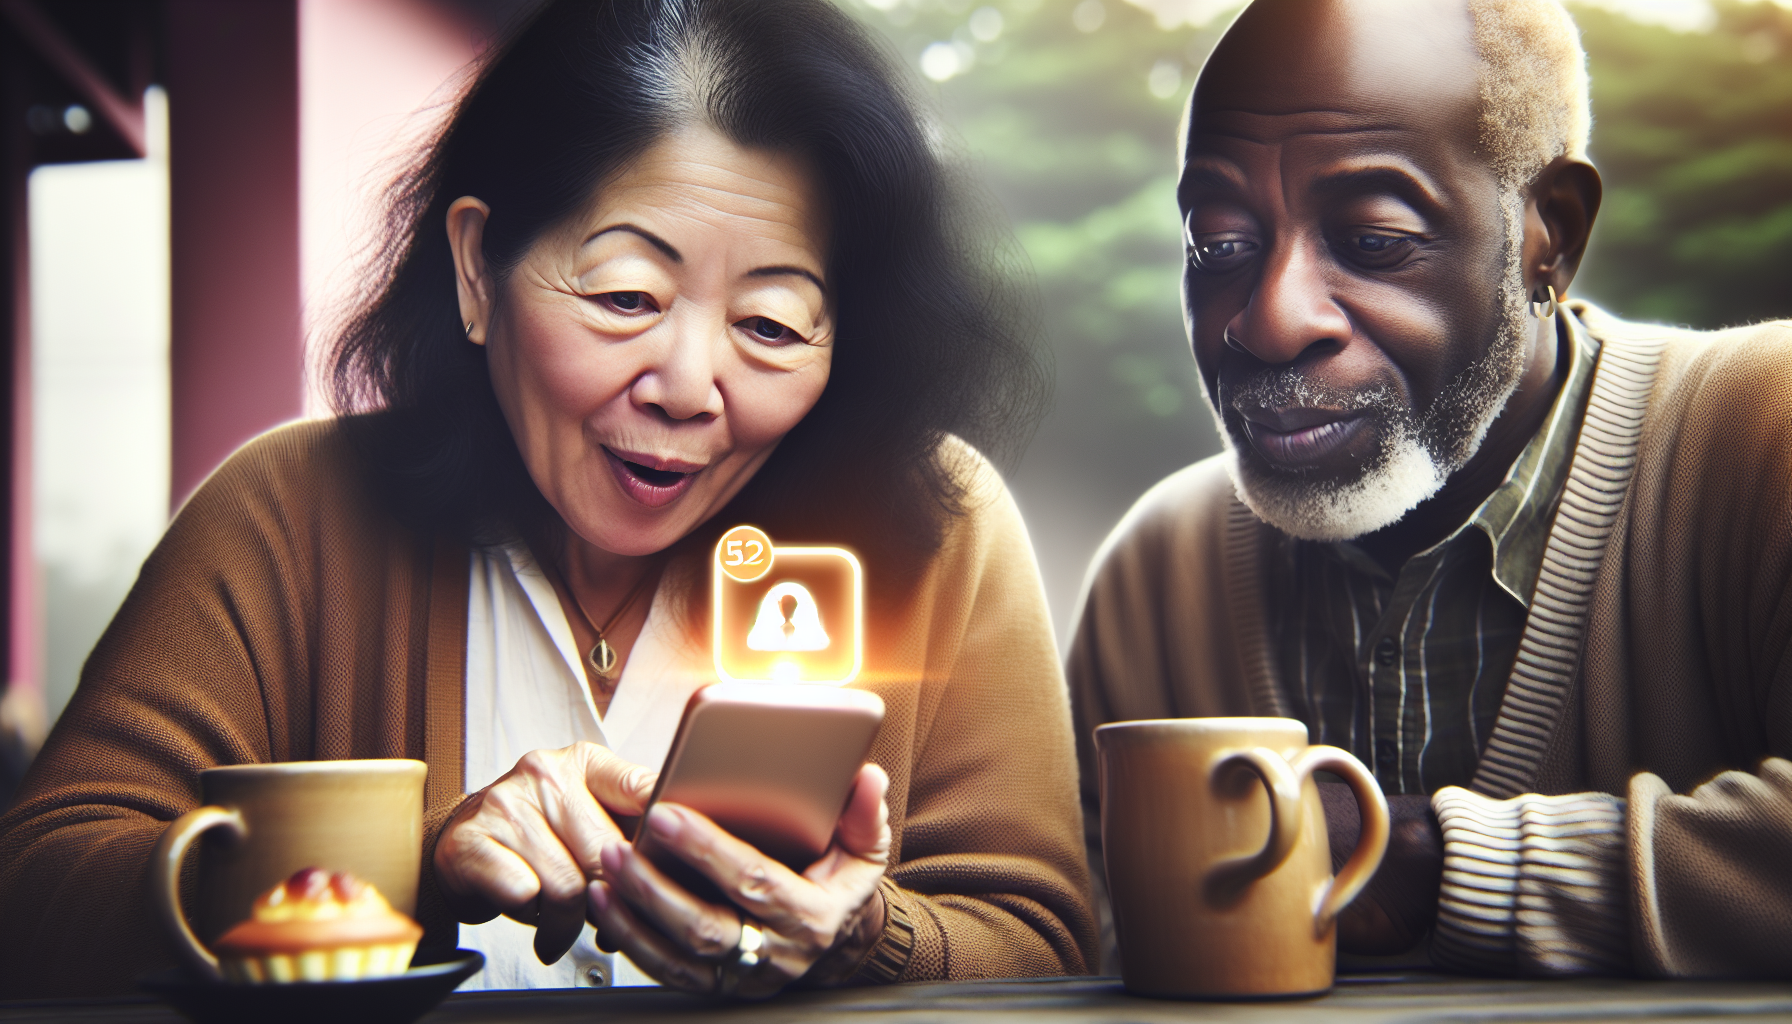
xmin=1181 ymin=0 xmax=1601 ymax=953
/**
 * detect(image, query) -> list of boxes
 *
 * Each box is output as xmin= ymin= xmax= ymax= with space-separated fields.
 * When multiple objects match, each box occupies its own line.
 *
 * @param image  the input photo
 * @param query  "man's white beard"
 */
xmin=1228 ymin=414 xmax=1455 ymax=543
xmin=1220 ymin=249 xmax=1533 ymax=543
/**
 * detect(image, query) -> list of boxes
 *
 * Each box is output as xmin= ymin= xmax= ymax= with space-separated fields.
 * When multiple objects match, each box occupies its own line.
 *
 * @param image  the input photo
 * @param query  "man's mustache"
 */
xmin=1219 ymin=366 xmax=1405 ymax=419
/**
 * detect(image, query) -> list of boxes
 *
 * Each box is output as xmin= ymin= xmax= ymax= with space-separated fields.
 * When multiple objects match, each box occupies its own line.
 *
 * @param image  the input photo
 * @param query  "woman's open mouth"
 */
xmin=603 ymin=447 xmax=701 ymax=509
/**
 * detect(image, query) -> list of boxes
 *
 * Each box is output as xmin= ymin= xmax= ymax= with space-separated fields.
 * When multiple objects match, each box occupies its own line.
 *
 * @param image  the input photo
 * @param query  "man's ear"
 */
xmin=447 ymin=196 xmax=494 ymax=345
xmin=1528 ymin=157 xmax=1603 ymax=301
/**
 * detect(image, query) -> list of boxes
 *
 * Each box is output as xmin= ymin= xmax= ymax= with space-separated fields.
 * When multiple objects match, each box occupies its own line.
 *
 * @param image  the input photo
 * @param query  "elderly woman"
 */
xmin=0 ymin=0 xmax=1096 ymax=1000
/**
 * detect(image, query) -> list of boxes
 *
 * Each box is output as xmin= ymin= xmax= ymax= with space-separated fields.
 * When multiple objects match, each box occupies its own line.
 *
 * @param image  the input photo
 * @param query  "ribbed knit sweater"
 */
xmin=1069 ymin=304 xmax=1792 ymax=978
xmin=0 ymin=420 xmax=1097 ymax=997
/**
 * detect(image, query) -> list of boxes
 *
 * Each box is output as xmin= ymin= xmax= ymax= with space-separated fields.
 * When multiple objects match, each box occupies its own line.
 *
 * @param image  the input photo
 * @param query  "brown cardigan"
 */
xmin=1068 ymin=304 xmax=1792 ymax=978
xmin=0 ymin=421 xmax=1096 ymax=997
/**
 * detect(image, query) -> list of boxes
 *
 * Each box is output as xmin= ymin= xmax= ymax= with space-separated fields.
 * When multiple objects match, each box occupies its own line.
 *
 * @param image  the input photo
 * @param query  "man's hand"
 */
xmin=587 ymin=763 xmax=892 ymax=998
xmin=433 ymin=742 xmax=657 ymax=965
xmin=1319 ymin=782 xmax=1443 ymax=955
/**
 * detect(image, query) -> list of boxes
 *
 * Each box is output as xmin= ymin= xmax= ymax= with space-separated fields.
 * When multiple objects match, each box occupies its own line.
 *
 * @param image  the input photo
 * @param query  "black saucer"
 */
xmin=140 ymin=948 xmax=484 ymax=1024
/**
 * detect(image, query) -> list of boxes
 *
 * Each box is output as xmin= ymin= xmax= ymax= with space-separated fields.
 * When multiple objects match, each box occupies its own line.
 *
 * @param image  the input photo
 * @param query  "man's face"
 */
xmin=1182 ymin=0 xmax=1532 ymax=541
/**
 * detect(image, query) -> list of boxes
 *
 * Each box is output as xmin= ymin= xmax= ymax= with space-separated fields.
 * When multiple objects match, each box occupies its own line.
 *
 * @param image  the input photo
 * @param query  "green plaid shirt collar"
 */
xmin=1329 ymin=315 xmax=1600 ymax=607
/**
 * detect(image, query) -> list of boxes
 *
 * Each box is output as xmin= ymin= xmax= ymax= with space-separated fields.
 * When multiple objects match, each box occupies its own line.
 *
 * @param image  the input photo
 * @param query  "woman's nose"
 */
xmin=629 ymin=311 xmax=725 ymax=421
xmin=1228 ymin=237 xmax=1352 ymax=365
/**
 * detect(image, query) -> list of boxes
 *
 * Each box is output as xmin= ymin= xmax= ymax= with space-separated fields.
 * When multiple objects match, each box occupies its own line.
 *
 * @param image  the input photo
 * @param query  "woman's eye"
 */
xmin=740 ymin=316 xmax=802 ymax=344
xmin=1187 ymin=236 xmax=1258 ymax=273
xmin=597 ymin=291 xmax=658 ymax=314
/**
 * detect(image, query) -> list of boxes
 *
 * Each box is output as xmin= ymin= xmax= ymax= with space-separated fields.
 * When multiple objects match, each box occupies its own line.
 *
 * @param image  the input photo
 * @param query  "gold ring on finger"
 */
xmin=715 ymin=916 xmax=765 ymax=996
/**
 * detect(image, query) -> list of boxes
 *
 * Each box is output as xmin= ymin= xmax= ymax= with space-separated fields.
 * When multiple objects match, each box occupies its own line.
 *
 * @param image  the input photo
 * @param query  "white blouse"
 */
xmin=458 ymin=543 xmax=712 ymax=989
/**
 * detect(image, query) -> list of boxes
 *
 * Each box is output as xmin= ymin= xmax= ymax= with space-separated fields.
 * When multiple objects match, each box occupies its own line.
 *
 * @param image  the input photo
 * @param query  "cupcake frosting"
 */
xmin=213 ymin=868 xmax=422 ymax=982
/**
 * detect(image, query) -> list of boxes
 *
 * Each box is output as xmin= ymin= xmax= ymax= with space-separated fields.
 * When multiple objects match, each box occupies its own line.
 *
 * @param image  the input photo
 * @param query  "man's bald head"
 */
xmin=1189 ymin=0 xmax=1590 ymax=195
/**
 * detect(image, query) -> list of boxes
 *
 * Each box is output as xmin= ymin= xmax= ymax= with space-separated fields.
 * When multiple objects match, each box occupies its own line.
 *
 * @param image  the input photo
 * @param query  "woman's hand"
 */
xmin=587 ymin=762 xmax=892 ymax=998
xmin=434 ymin=742 xmax=657 ymax=965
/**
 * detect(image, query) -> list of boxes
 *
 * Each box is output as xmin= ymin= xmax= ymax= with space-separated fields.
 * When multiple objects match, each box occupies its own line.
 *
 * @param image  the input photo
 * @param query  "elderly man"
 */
xmin=1068 ymin=0 xmax=1792 ymax=979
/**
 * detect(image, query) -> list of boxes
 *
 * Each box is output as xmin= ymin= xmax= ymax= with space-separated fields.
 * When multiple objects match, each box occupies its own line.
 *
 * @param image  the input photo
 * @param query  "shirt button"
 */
xmin=580 ymin=962 xmax=612 ymax=988
xmin=1374 ymin=637 xmax=1398 ymax=668
xmin=1375 ymin=738 xmax=1397 ymax=771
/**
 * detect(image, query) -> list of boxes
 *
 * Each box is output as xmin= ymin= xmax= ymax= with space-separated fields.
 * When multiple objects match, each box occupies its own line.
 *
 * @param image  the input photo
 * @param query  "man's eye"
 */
xmin=739 ymin=316 xmax=803 ymax=344
xmin=1187 ymin=237 xmax=1258 ymax=273
xmin=1340 ymin=232 xmax=1416 ymax=268
xmin=598 ymin=291 xmax=657 ymax=314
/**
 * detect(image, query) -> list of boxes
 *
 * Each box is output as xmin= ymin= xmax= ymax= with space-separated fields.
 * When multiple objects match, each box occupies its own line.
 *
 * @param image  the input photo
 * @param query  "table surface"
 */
xmin=5 ymin=973 xmax=1792 ymax=1024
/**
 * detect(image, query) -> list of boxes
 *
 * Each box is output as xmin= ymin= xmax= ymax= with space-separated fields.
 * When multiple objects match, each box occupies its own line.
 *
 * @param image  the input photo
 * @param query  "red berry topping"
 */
xmin=329 ymin=871 xmax=366 ymax=901
xmin=287 ymin=867 xmax=331 ymax=901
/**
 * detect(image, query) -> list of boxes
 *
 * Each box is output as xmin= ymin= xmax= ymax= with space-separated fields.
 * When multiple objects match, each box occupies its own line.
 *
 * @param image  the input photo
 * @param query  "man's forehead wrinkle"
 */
xmin=1189 ymin=121 xmax=1420 ymax=145
xmin=1178 ymin=156 xmax=1252 ymax=210
xmin=1180 ymin=156 xmax=1247 ymax=187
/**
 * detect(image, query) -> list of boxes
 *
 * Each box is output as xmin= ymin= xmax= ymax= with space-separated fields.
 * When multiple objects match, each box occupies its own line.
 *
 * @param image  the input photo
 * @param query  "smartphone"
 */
xmin=632 ymin=682 xmax=885 ymax=899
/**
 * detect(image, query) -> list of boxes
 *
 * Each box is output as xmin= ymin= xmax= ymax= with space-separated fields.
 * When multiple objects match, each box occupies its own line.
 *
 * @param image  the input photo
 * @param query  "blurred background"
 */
xmin=1 ymin=0 xmax=1787 ymax=803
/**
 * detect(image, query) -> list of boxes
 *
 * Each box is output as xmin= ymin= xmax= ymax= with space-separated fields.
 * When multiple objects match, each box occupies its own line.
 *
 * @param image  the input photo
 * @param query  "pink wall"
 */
xmin=163 ymin=0 xmax=489 ymax=506
xmin=166 ymin=0 xmax=304 ymax=509
xmin=300 ymin=0 xmax=484 ymax=414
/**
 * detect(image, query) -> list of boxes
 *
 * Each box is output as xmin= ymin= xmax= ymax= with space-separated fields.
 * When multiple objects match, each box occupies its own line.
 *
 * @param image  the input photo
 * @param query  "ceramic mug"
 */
xmin=1095 ymin=717 xmax=1389 ymax=999
xmin=149 ymin=759 xmax=428 ymax=981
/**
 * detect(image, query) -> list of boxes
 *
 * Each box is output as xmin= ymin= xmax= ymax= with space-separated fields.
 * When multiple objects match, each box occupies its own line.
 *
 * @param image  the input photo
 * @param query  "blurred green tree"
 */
xmin=1576 ymin=1 xmax=1792 ymax=328
xmin=840 ymin=0 xmax=1231 ymax=631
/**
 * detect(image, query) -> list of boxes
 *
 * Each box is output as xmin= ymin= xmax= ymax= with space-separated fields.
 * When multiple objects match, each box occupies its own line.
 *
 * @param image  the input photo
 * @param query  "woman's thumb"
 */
xmin=836 ymin=762 xmax=891 ymax=859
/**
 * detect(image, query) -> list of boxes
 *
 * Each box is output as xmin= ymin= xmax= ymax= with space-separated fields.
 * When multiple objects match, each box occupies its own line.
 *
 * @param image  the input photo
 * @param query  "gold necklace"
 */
xmin=559 ymin=562 xmax=657 ymax=680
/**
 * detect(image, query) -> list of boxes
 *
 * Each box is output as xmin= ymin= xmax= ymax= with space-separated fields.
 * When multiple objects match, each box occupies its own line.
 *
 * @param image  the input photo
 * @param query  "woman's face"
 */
xmin=456 ymin=126 xmax=834 ymax=558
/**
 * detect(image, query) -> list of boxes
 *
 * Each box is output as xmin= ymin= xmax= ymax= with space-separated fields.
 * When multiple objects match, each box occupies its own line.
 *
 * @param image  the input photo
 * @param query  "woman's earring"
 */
xmin=464 ymin=320 xmax=475 ymax=338
xmin=1528 ymin=285 xmax=1558 ymax=320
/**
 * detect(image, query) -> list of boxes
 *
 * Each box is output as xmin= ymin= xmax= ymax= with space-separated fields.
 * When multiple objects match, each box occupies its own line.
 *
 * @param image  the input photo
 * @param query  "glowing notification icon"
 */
xmin=714 ymin=525 xmax=862 ymax=685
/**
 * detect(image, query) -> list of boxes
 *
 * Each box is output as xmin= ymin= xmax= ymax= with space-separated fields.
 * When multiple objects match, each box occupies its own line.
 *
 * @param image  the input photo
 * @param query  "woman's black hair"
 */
xmin=327 ymin=0 xmax=1046 ymax=596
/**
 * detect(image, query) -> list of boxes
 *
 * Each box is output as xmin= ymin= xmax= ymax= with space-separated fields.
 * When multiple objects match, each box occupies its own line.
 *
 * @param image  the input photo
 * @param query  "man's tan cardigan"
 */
xmin=1069 ymin=304 xmax=1792 ymax=978
xmin=0 ymin=421 xmax=1097 ymax=997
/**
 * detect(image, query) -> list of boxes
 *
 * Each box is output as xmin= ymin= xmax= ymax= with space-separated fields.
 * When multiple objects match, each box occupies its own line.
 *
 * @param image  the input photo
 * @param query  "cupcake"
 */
xmin=212 ymin=868 xmax=423 ymax=983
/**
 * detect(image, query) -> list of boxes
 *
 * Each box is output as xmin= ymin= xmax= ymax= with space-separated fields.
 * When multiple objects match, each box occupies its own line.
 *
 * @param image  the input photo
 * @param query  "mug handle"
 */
xmin=1203 ymin=746 xmax=1306 ymax=899
xmin=1290 ymin=745 xmax=1390 ymax=936
xmin=148 ymin=805 xmax=246 ymax=982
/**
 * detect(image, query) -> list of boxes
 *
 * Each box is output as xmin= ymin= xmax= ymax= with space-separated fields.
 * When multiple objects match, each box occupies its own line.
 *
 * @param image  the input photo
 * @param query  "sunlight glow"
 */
xmin=1126 ymin=0 xmax=1792 ymax=32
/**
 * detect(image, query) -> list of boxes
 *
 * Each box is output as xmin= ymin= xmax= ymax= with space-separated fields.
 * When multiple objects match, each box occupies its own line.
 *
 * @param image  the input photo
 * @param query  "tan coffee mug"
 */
xmin=1095 ymin=718 xmax=1389 ymax=999
xmin=149 ymin=759 xmax=428 ymax=981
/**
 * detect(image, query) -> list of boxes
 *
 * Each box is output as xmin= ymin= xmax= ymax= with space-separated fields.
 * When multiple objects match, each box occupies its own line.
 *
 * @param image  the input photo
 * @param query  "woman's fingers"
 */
xmin=587 ymin=879 xmax=724 ymax=994
xmin=434 ymin=743 xmax=659 ymax=964
xmin=532 ymin=889 xmax=588 ymax=964
xmin=580 ymin=743 xmax=659 ymax=816
xmin=639 ymin=804 xmax=821 ymax=930
xmin=437 ymin=829 xmax=538 ymax=924
xmin=605 ymin=812 xmax=817 ymax=987
xmin=477 ymin=785 xmax=593 ymax=961
xmin=528 ymin=750 xmax=629 ymax=879
xmin=594 ymin=794 xmax=895 ymax=996
xmin=598 ymin=840 xmax=744 ymax=960
xmin=635 ymin=801 xmax=888 ymax=963
xmin=507 ymin=747 xmax=635 ymax=962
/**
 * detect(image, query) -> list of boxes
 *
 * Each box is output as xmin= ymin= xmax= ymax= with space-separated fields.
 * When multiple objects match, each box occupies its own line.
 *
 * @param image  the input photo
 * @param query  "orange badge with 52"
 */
xmin=713 ymin=525 xmax=862 ymax=685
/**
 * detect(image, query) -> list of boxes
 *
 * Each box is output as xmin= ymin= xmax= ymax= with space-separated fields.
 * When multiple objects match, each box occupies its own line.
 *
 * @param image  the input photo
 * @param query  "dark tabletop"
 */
xmin=6 ymin=973 xmax=1792 ymax=1024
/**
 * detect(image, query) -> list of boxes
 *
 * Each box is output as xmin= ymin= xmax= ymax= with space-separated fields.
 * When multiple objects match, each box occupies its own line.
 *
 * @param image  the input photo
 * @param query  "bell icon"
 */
xmin=746 ymin=581 xmax=831 ymax=652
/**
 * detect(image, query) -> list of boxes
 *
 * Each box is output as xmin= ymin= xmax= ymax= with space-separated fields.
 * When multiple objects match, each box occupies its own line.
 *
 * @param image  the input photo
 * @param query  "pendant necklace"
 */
xmin=560 ymin=563 xmax=657 ymax=681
